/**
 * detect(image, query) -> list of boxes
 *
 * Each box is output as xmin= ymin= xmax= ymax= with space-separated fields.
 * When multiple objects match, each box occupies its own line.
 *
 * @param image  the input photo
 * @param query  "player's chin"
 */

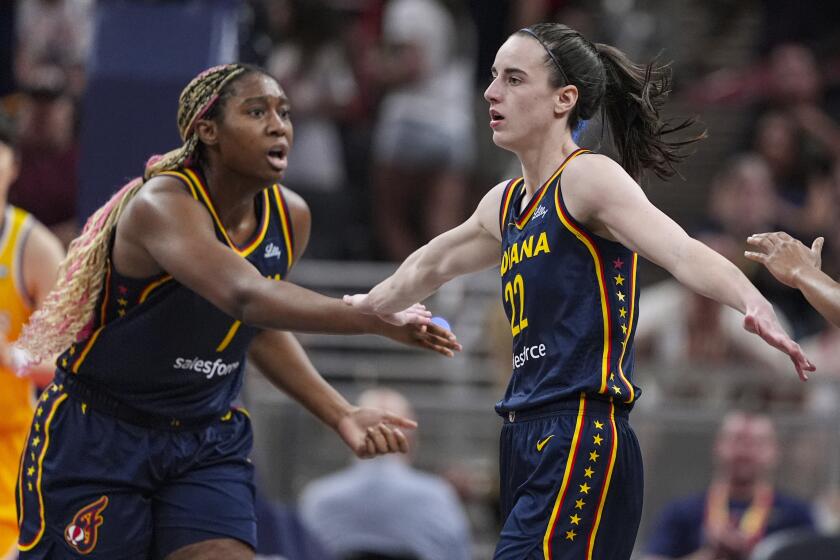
xmin=264 ymin=165 xmax=286 ymax=181
xmin=490 ymin=131 xmax=519 ymax=152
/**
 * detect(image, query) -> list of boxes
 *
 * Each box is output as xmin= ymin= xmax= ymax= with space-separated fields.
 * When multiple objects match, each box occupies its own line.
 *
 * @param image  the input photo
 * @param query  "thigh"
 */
xmin=17 ymin=388 xmax=154 ymax=559
xmin=152 ymin=411 xmax=256 ymax=559
xmin=496 ymin=412 xmax=580 ymax=559
xmin=585 ymin=418 xmax=643 ymax=559
xmin=495 ymin=405 xmax=643 ymax=560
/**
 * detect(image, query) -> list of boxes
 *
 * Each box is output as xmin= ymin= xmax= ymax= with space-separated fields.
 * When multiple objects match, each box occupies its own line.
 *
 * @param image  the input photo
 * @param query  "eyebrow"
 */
xmin=241 ymin=94 xmax=289 ymax=104
xmin=491 ymin=66 xmax=529 ymax=76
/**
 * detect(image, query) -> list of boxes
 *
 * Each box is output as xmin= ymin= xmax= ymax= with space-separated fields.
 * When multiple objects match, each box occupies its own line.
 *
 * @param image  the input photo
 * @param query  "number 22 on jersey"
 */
xmin=504 ymin=273 xmax=529 ymax=336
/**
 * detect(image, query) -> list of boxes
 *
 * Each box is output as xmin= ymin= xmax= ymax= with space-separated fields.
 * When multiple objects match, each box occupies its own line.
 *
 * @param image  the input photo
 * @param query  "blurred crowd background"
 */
xmin=3 ymin=0 xmax=840 ymax=558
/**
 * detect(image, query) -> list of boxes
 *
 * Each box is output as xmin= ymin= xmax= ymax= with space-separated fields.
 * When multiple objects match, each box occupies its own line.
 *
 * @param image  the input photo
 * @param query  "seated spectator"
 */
xmin=369 ymin=0 xmax=475 ymax=260
xmin=14 ymin=0 xmax=93 ymax=97
xmin=8 ymin=80 xmax=79 ymax=246
xmin=643 ymin=411 xmax=814 ymax=560
xmin=298 ymin=388 xmax=471 ymax=560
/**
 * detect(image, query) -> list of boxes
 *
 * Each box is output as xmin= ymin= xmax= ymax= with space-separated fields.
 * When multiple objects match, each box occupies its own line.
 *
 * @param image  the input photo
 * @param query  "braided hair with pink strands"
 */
xmin=17 ymin=63 xmax=257 ymax=363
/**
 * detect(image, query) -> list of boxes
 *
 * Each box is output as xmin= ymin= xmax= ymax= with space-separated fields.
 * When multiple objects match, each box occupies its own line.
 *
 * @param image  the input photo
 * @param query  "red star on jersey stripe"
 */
xmin=612 ymin=257 xmax=623 ymax=269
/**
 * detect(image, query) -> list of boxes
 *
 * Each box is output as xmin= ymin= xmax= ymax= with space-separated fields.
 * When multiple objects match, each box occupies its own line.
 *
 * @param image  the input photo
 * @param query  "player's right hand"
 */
xmin=745 ymin=231 xmax=823 ymax=288
xmin=742 ymin=301 xmax=814 ymax=381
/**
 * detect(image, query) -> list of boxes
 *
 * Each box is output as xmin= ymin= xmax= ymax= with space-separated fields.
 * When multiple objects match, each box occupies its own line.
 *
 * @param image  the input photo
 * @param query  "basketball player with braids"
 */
xmin=13 ymin=64 xmax=459 ymax=559
xmin=345 ymin=24 xmax=814 ymax=558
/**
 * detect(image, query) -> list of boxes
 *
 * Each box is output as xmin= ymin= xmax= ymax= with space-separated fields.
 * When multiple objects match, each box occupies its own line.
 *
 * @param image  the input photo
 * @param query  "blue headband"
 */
xmin=519 ymin=28 xmax=570 ymax=86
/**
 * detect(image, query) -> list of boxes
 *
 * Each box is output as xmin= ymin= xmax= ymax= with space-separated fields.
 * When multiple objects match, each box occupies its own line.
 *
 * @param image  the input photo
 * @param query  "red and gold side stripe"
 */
xmin=157 ymin=170 xmax=200 ymax=201
xmin=71 ymin=266 xmax=113 ymax=374
xmin=272 ymin=185 xmax=295 ymax=271
xmin=498 ymin=178 xmax=522 ymax=234
xmin=543 ymin=393 xmax=587 ymax=556
xmin=138 ymin=275 xmax=173 ymax=305
xmin=555 ymin=189 xmax=613 ymax=394
xmin=585 ymin=400 xmax=619 ymax=559
xmin=615 ymin=253 xmax=637 ymax=403
xmin=18 ymin=393 xmax=69 ymax=551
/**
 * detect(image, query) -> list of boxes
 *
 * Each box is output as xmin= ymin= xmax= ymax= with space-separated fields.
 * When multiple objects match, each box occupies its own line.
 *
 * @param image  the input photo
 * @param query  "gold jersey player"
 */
xmin=345 ymin=23 xmax=813 ymax=559
xmin=0 ymin=113 xmax=64 ymax=560
xmin=13 ymin=64 xmax=459 ymax=560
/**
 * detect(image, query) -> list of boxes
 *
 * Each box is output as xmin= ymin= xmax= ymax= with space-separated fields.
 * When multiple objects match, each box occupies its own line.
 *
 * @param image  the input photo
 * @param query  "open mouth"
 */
xmin=267 ymin=147 xmax=287 ymax=169
xmin=490 ymin=109 xmax=505 ymax=127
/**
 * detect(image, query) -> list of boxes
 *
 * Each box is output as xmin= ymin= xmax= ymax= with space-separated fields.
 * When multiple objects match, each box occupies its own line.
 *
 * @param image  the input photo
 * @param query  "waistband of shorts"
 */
xmin=56 ymin=371 xmax=223 ymax=431
xmin=500 ymin=393 xmax=631 ymax=424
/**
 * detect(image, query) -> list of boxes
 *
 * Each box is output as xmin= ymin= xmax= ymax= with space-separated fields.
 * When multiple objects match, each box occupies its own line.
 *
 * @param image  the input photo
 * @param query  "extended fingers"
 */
xmin=746 ymin=233 xmax=776 ymax=251
xmin=381 ymin=412 xmax=418 ymax=430
xmin=414 ymin=329 xmax=462 ymax=356
xmin=743 ymin=251 xmax=769 ymax=264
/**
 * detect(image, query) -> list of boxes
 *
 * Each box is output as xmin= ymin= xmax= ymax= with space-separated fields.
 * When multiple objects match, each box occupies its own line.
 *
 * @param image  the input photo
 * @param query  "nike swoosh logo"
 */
xmin=536 ymin=435 xmax=555 ymax=452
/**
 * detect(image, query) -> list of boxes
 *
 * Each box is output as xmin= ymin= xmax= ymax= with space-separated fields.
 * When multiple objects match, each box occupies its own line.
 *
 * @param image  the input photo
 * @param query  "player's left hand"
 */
xmin=742 ymin=302 xmax=815 ymax=381
xmin=745 ymin=231 xmax=823 ymax=288
xmin=337 ymin=406 xmax=418 ymax=458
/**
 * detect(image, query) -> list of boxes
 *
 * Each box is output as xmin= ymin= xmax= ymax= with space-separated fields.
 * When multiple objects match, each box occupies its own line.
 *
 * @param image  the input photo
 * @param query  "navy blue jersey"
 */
xmin=496 ymin=149 xmax=641 ymax=414
xmin=55 ymin=168 xmax=296 ymax=419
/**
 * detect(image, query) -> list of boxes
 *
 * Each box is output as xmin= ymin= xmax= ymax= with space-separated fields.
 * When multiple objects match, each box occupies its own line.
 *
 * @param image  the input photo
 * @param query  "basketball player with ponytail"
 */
xmin=13 ymin=64 xmax=459 ymax=559
xmin=345 ymin=24 xmax=814 ymax=558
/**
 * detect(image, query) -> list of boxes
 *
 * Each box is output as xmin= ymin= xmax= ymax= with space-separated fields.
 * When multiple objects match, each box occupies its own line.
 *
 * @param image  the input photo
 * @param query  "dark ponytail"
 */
xmin=516 ymin=24 xmax=704 ymax=182
xmin=595 ymin=43 xmax=703 ymax=181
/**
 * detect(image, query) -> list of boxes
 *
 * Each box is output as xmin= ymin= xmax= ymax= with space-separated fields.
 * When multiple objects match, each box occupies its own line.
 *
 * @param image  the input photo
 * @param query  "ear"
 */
xmin=194 ymin=119 xmax=219 ymax=147
xmin=554 ymin=84 xmax=579 ymax=117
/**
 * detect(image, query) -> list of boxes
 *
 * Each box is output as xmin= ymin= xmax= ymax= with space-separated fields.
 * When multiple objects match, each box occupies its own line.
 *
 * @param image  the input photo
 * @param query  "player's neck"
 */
xmin=517 ymin=134 xmax=579 ymax=197
xmin=199 ymin=164 xmax=264 ymax=229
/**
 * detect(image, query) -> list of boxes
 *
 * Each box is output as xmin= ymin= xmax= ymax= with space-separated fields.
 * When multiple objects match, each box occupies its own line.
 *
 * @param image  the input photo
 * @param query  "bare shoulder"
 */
xmin=121 ymin=174 xmax=210 ymax=232
xmin=563 ymin=153 xmax=632 ymax=189
xmin=113 ymin=174 xmax=215 ymax=277
xmin=477 ymin=179 xmax=514 ymax=212
xmin=562 ymin=153 xmax=644 ymax=205
xmin=560 ymin=153 xmax=648 ymax=235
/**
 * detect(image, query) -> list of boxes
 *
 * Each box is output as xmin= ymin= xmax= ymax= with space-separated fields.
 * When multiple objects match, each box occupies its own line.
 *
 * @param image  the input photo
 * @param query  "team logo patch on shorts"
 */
xmin=64 ymin=495 xmax=109 ymax=554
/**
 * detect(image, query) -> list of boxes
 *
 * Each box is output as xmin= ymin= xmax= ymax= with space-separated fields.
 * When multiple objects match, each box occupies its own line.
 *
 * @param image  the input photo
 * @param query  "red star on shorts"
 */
xmin=118 ymin=285 xmax=128 ymax=295
xmin=612 ymin=257 xmax=624 ymax=269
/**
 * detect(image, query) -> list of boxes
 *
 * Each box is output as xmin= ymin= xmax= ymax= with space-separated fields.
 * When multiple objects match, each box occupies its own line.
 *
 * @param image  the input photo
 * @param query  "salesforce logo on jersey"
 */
xmin=513 ymin=343 xmax=547 ymax=369
xmin=173 ymin=357 xmax=240 ymax=379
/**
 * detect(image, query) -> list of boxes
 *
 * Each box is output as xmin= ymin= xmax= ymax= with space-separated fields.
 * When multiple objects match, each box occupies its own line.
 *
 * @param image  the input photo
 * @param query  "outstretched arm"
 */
xmin=562 ymin=154 xmax=813 ymax=379
xmin=248 ymin=329 xmax=415 ymax=457
xmin=345 ymin=182 xmax=507 ymax=316
xmin=745 ymin=232 xmax=840 ymax=326
xmin=117 ymin=177 xmax=435 ymax=335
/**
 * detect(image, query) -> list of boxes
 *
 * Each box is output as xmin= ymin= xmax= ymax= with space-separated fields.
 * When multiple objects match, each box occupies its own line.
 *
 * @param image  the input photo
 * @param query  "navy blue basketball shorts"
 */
xmin=15 ymin=381 xmax=256 ymax=559
xmin=495 ymin=394 xmax=643 ymax=559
